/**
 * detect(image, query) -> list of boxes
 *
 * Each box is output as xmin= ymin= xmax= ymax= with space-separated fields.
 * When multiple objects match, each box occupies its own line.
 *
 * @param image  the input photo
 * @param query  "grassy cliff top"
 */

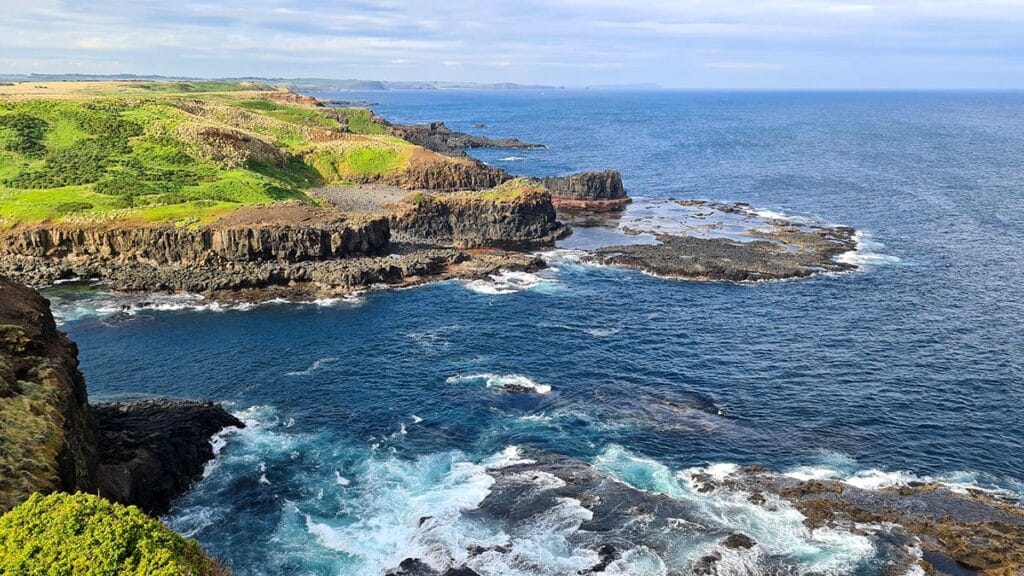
xmin=402 ymin=178 xmax=549 ymax=206
xmin=0 ymin=81 xmax=488 ymax=228
xmin=0 ymin=492 xmax=227 ymax=576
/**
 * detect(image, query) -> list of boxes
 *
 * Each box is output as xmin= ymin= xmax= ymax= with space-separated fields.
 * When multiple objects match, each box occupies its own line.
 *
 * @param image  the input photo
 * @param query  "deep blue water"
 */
xmin=50 ymin=90 xmax=1024 ymax=575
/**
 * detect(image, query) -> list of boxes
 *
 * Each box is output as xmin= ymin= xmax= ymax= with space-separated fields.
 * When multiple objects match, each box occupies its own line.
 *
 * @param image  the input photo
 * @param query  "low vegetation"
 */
xmin=0 ymin=324 xmax=66 ymax=514
xmin=0 ymin=492 xmax=227 ymax=576
xmin=0 ymin=81 xmax=466 ymax=227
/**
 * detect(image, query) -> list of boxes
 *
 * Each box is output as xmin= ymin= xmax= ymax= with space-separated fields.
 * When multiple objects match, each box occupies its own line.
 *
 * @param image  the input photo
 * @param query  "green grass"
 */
xmin=0 ymin=85 xmax=475 ymax=226
xmin=0 ymin=493 xmax=226 ymax=576
xmin=308 ymin=144 xmax=404 ymax=182
xmin=0 ymin=97 xmax=317 ymax=225
xmin=136 ymin=80 xmax=268 ymax=93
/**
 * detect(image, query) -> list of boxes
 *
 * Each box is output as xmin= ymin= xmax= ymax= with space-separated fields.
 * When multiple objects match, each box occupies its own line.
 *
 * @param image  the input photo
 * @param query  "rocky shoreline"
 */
xmin=0 ymin=278 xmax=241 ymax=515
xmin=0 ymin=94 xmax=868 ymax=299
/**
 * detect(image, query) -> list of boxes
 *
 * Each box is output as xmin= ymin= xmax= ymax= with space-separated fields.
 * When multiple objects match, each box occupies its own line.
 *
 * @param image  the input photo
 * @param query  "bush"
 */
xmin=0 ymin=113 xmax=49 ymax=157
xmin=6 ymin=140 xmax=111 ymax=188
xmin=0 ymin=492 xmax=227 ymax=576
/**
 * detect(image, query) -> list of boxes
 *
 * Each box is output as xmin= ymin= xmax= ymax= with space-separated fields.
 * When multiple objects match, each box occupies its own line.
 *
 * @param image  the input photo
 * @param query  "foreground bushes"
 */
xmin=0 ymin=492 xmax=227 ymax=576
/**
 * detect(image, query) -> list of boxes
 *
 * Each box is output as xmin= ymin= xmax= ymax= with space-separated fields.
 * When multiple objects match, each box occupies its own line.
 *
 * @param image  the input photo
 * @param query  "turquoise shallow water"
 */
xmin=49 ymin=90 xmax=1024 ymax=575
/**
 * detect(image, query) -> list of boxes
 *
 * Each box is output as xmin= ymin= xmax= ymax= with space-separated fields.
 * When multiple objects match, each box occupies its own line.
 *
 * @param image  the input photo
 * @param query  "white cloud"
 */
xmin=0 ymin=0 xmax=1022 ymax=87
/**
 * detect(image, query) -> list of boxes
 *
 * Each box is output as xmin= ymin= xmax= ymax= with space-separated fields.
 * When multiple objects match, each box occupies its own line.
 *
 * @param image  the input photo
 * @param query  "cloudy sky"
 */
xmin=3 ymin=0 xmax=1024 ymax=88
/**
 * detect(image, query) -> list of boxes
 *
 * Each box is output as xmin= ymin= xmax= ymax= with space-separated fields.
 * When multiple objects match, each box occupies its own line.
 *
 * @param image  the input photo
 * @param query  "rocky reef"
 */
xmin=386 ymin=451 xmax=1024 ymax=576
xmin=583 ymin=201 xmax=859 ymax=281
xmin=536 ymin=170 xmax=631 ymax=211
xmin=0 ymin=277 xmax=241 ymax=514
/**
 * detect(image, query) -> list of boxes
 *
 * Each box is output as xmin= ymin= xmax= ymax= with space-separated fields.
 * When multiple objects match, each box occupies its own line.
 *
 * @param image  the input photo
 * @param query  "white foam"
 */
xmin=335 ymin=471 xmax=351 ymax=486
xmin=411 ymin=414 xmax=424 ymax=424
xmin=836 ymin=231 xmax=901 ymax=267
xmin=594 ymin=446 xmax=877 ymax=575
xmin=499 ymin=155 xmax=526 ymax=161
xmin=482 ymin=445 xmax=536 ymax=469
xmin=446 ymin=373 xmax=552 ymax=395
xmin=285 ymin=357 xmax=338 ymax=377
xmin=464 ymin=271 xmax=553 ymax=295
xmin=584 ymin=327 xmax=621 ymax=337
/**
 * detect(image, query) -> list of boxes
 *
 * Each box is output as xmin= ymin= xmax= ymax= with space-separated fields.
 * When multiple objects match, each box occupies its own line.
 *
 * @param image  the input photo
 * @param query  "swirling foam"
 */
xmin=464 ymin=271 xmax=554 ymax=295
xmin=447 ymin=373 xmax=553 ymax=395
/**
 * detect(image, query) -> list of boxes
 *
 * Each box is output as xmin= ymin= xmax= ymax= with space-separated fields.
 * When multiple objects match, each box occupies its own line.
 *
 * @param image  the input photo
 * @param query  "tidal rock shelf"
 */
xmin=577 ymin=200 xmax=860 ymax=282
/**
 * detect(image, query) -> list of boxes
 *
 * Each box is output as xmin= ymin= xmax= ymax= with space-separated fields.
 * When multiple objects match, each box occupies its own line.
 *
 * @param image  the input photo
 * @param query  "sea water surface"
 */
xmin=49 ymin=91 xmax=1024 ymax=575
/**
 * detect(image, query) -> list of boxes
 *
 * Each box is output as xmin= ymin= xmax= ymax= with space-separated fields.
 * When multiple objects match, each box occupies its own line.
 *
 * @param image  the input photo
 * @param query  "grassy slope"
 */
xmin=0 ymin=81 xmax=467 ymax=227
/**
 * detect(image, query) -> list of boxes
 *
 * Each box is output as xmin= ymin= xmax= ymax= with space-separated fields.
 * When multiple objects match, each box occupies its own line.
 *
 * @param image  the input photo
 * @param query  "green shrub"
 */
xmin=6 ymin=140 xmax=112 ymax=188
xmin=0 ymin=492 xmax=227 ymax=576
xmin=0 ymin=112 xmax=49 ymax=157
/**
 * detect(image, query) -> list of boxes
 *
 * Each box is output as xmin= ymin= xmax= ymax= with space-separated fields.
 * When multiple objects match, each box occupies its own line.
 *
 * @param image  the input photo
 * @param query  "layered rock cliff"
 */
xmin=388 ymin=180 xmax=569 ymax=249
xmin=0 ymin=206 xmax=389 ymax=265
xmin=0 ymin=278 xmax=241 ymax=514
xmin=536 ymin=170 xmax=630 ymax=210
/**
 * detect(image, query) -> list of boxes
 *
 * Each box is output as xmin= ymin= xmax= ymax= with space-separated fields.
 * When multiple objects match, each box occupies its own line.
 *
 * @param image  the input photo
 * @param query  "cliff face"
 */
xmin=389 ymin=187 xmax=568 ymax=249
xmin=0 ymin=278 xmax=96 ymax=513
xmin=0 ymin=213 xmax=390 ymax=265
xmin=0 ymin=278 xmax=242 ymax=515
xmin=536 ymin=170 xmax=630 ymax=210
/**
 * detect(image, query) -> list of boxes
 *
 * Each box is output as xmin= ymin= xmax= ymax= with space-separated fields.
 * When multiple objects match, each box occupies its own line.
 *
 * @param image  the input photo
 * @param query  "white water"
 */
xmin=447 ymin=373 xmax=553 ymax=395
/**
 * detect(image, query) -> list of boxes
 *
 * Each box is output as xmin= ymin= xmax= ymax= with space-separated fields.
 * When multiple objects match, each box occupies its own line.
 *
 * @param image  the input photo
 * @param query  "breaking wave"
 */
xmin=446 ymin=373 xmax=553 ymax=395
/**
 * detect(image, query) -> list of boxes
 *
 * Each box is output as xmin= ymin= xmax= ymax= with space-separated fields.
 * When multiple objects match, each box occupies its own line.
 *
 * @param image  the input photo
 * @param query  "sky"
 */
xmin=2 ymin=0 xmax=1024 ymax=89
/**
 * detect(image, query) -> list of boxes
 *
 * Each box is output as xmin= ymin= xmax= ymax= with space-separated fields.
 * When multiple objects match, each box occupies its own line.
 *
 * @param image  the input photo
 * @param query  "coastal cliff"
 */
xmin=388 ymin=179 xmax=568 ymax=248
xmin=0 ymin=278 xmax=96 ymax=513
xmin=0 ymin=205 xmax=389 ymax=265
xmin=0 ymin=277 xmax=241 ymax=515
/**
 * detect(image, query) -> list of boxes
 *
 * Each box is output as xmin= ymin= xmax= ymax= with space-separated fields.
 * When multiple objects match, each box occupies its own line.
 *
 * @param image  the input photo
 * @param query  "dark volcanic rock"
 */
xmin=389 ymin=189 xmax=569 ymax=249
xmin=394 ymin=121 xmax=544 ymax=156
xmin=385 ymin=558 xmax=481 ymax=576
xmin=536 ymin=170 xmax=630 ymax=211
xmin=587 ymin=224 xmax=857 ymax=282
xmin=93 ymin=399 xmax=243 ymax=515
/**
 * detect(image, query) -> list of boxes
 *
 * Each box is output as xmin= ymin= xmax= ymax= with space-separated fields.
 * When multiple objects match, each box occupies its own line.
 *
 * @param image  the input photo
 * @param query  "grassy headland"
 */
xmin=0 ymin=81 xmax=515 ymax=228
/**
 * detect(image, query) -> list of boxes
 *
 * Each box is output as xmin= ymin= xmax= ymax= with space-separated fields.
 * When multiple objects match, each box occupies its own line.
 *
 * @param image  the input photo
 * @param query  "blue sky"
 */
xmin=2 ymin=0 xmax=1023 ymax=88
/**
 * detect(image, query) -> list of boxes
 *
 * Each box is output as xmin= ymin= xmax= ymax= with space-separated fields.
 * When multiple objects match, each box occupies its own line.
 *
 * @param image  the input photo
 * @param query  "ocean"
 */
xmin=46 ymin=90 xmax=1024 ymax=575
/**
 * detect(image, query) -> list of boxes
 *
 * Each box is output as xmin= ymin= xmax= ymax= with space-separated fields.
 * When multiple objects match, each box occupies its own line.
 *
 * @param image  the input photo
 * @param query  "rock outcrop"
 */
xmin=388 ymin=183 xmax=569 ymax=249
xmin=402 ymin=158 xmax=511 ymax=192
xmin=394 ymin=121 xmax=543 ymax=157
xmin=536 ymin=170 xmax=630 ymax=211
xmin=0 ymin=278 xmax=241 ymax=514
xmin=92 ymin=400 xmax=243 ymax=515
